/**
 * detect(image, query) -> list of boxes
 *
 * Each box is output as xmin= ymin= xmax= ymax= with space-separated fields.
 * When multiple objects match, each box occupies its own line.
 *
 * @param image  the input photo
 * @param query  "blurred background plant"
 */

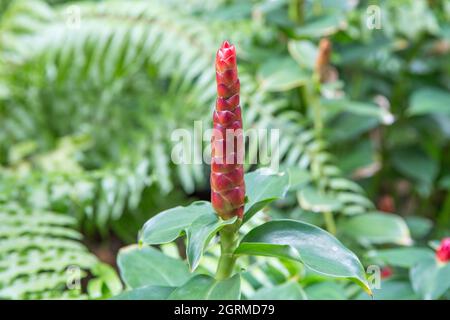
xmin=0 ymin=0 xmax=449 ymax=299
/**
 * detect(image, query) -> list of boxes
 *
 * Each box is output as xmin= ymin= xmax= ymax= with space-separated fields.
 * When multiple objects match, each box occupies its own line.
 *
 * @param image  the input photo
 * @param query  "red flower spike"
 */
xmin=436 ymin=238 xmax=450 ymax=263
xmin=211 ymin=41 xmax=245 ymax=220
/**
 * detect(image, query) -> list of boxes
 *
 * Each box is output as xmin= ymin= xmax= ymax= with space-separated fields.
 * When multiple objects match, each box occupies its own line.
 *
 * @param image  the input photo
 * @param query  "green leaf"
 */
xmin=405 ymin=216 xmax=433 ymax=239
xmin=139 ymin=201 xmax=213 ymax=244
xmin=297 ymin=187 xmax=342 ymax=213
xmin=391 ymin=147 xmax=438 ymax=190
xmin=294 ymin=14 xmax=346 ymax=37
xmin=357 ymin=281 xmax=418 ymax=300
xmin=139 ymin=168 xmax=291 ymax=270
xmin=287 ymin=40 xmax=317 ymax=71
xmin=410 ymin=258 xmax=450 ymax=300
xmin=304 ymin=282 xmax=347 ymax=300
xmin=235 ymin=220 xmax=371 ymax=295
xmin=117 ymin=245 xmax=191 ymax=288
xmin=369 ymin=248 xmax=434 ymax=268
xmin=339 ymin=212 xmax=412 ymax=246
xmin=327 ymin=113 xmax=379 ymax=142
xmin=287 ymin=167 xmax=312 ymax=191
xmin=321 ymin=98 xmax=394 ymax=125
xmin=111 ymin=286 xmax=175 ymax=300
xmin=408 ymin=88 xmax=450 ymax=116
xmin=243 ymin=168 xmax=290 ymax=223
xmin=168 ymin=274 xmax=241 ymax=300
xmin=139 ymin=200 xmax=236 ymax=271
xmin=259 ymin=57 xmax=309 ymax=92
xmin=250 ymin=281 xmax=307 ymax=300
xmin=88 ymin=263 xmax=123 ymax=298
xmin=186 ymin=215 xmax=237 ymax=271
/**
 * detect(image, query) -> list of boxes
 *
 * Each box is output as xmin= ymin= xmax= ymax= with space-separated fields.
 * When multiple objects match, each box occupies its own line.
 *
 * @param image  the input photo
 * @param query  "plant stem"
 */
xmin=309 ymin=76 xmax=337 ymax=235
xmin=215 ymin=222 xmax=240 ymax=280
xmin=323 ymin=211 xmax=337 ymax=235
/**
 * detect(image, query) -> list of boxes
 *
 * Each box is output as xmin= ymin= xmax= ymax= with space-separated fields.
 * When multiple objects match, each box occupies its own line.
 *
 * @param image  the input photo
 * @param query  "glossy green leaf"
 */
xmin=369 ymin=248 xmax=434 ymax=268
xmin=139 ymin=200 xmax=236 ymax=271
xmin=250 ymin=281 xmax=306 ymax=300
xmin=410 ymin=258 xmax=450 ymax=300
xmin=186 ymin=215 xmax=237 ymax=271
xmin=408 ymin=88 xmax=450 ymax=116
xmin=117 ymin=245 xmax=190 ymax=288
xmin=243 ymin=169 xmax=290 ymax=223
xmin=297 ymin=187 xmax=342 ymax=213
xmin=235 ymin=220 xmax=371 ymax=295
xmin=140 ymin=201 xmax=213 ymax=244
xmin=339 ymin=212 xmax=412 ymax=246
xmin=111 ymin=285 xmax=175 ymax=300
xmin=140 ymin=168 xmax=291 ymax=270
xmin=168 ymin=274 xmax=241 ymax=300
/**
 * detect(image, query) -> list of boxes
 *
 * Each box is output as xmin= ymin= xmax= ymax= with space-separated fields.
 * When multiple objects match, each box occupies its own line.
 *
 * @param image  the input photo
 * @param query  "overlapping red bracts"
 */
xmin=211 ymin=41 xmax=245 ymax=220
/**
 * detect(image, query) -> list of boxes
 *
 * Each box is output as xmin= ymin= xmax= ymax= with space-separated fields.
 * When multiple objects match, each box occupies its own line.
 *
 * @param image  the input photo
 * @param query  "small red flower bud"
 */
xmin=381 ymin=266 xmax=393 ymax=279
xmin=315 ymin=38 xmax=332 ymax=83
xmin=436 ymin=238 xmax=450 ymax=263
xmin=211 ymin=41 xmax=245 ymax=220
xmin=377 ymin=195 xmax=395 ymax=213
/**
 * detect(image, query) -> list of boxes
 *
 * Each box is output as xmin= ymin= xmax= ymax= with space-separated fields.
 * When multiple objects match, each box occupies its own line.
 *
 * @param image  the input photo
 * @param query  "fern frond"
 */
xmin=0 ymin=204 xmax=98 ymax=299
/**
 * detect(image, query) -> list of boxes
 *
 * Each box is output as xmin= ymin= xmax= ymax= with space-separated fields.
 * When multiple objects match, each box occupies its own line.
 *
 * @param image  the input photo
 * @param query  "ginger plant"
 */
xmin=114 ymin=41 xmax=372 ymax=300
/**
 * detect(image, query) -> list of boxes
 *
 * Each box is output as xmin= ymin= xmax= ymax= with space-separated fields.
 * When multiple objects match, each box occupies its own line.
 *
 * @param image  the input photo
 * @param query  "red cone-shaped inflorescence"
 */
xmin=211 ymin=41 xmax=245 ymax=220
xmin=436 ymin=238 xmax=450 ymax=263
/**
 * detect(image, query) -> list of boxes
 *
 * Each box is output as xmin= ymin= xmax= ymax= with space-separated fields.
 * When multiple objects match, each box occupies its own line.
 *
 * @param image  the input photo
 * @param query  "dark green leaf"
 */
xmin=408 ymin=88 xmax=450 ymax=116
xmin=391 ymin=147 xmax=438 ymax=193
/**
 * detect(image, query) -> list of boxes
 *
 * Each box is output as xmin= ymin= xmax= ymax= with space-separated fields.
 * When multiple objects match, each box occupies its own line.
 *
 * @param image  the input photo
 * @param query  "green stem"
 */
xmin=215 ymin=222 xmax=240 ymax=280
xmin=288 ymin=0 xmax=304 ymax=24
xmin=323 ymin=211 xmax=337 ymax=235
xmin=308 ymin=75 xmax=337 ymax=235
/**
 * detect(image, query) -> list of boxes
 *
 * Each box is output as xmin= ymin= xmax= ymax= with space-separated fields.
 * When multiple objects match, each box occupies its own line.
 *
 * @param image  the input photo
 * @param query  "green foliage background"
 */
xmin=0 ymin=0 xmax=449 ymax=299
